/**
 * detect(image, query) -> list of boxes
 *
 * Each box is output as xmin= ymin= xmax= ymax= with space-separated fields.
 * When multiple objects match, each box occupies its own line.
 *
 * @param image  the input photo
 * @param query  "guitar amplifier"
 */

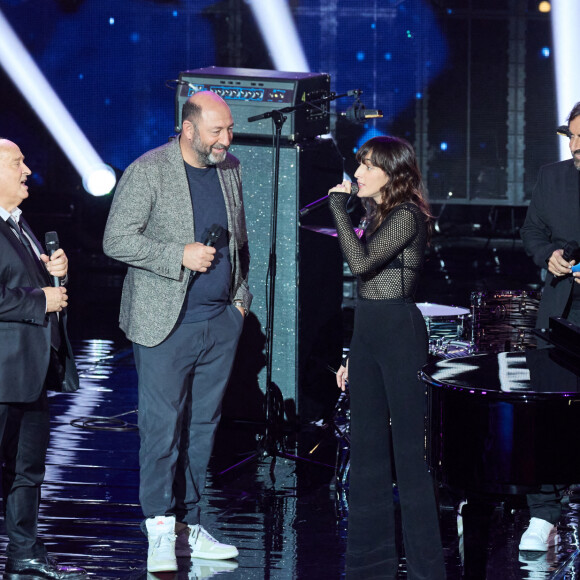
xmin=174 ymin=66 xmax=331 ymax=141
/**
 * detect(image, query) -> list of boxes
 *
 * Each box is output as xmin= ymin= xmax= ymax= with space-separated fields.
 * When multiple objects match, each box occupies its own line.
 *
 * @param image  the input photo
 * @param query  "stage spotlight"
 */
xmin=247 ymin=0 xmax=309 ymax=72
xmin=538 ymin=2 xmax=551 ymax=13
xmin=82 ymin=164 xmax=117 ymax=197
xmin=0 ymin=10 xmax=116 ymax=195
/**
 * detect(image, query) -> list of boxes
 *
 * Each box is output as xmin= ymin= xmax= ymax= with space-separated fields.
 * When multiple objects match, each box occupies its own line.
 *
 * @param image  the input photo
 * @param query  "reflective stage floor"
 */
xmin=1 ymin=337 xmax=579 ymax=579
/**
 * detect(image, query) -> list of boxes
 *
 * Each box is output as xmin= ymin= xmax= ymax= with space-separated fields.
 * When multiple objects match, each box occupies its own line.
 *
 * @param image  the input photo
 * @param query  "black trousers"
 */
xmin=526 ymin=299 xmax=580 ymax=524
xmin=346 ymin=300 xmax=446 ymax=580
xmin=0 ymin=390 xmax=50 ymax=559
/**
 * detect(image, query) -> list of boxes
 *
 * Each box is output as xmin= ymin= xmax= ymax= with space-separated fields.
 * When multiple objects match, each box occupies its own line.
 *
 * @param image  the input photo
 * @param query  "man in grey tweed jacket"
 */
xmin=103 ymin=91 xmax=251 ymax=572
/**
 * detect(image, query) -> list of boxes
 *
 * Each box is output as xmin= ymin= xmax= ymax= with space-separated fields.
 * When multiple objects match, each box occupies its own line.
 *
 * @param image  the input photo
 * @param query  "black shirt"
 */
xmin=179 ymin=163 xmax=231 ymax=323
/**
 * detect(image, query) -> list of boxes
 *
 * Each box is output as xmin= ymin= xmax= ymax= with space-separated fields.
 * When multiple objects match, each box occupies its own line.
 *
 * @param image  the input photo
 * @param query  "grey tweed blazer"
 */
xmin=103 ymin=137 xmax=252 ymax=347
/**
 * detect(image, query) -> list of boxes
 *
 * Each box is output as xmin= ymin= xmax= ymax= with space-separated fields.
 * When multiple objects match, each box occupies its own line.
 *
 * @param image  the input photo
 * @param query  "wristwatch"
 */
xmin=233 ymin=299 xmax=247 ymax=317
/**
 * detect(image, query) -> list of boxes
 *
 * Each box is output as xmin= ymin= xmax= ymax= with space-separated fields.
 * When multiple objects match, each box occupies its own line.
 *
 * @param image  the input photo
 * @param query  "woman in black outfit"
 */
xmin=328 ymin=136 xmax=446 ymax=579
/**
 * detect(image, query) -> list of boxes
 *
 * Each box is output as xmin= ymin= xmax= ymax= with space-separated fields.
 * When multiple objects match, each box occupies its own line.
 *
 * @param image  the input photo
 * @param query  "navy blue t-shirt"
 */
xmin=179 ymin=163 xmax=231 ymax=323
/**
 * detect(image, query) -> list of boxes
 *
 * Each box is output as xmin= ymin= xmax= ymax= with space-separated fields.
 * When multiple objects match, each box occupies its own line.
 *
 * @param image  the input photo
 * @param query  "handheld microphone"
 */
xmin=189 ymin=224 xmax=223 ymax=286
xmin=550 ymin=240 xmax=579 ymax=286
xmin=203 ymin=224 xmax=223 ymax=247
xmin=562 ymin=240 xmax=579 ymax=262
xmin=299 ymin=183 xmax=359 ymax=218
xmin=44 ymin=231 xmax=61 ymax=287
xmin=564 ymin=241 xmax=580 ymax=273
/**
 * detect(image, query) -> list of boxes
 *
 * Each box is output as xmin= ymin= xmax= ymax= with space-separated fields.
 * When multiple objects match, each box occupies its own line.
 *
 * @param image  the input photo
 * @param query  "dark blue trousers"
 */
xmin=133 ymin=304 xmax=244 ymax=526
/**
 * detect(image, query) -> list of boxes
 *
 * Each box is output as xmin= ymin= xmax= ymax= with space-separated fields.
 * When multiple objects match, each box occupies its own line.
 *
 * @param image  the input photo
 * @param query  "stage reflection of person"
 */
xmin=0 ymin=138 xmax=83 ymax=578
xmin=518 ymin=101 xmax=580 ymax=552
xmin=329 ymin=136 xmax=446 ymax=579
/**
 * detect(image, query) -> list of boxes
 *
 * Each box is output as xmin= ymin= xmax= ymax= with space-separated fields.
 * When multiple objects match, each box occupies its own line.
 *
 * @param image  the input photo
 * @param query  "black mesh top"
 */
xmin=328 ymin=193 xmax=427 ymax=301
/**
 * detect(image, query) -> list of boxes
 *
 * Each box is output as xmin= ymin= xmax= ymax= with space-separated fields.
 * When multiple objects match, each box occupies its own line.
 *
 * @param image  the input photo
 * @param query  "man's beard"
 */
xmin=192 ymin=132 xmax=228 ymax=166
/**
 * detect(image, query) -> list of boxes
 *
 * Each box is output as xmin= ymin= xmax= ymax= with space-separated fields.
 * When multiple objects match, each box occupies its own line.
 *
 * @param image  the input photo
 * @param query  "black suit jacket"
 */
xmin=520 ymin=159 xmax=580 ymax=329
xmin=0 ymin=217 xmax=78 ymax=403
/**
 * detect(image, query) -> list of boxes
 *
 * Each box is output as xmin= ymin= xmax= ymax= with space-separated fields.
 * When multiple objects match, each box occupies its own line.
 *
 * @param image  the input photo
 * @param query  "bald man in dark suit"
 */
xmin=0 ymin=138 xmax=83 ymax=578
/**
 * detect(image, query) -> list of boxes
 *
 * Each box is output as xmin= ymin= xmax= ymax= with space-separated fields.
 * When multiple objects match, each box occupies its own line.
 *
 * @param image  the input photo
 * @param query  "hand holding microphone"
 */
xmin=549 ymin=241 xmax=580 ymax=285
xmin=41 ymin=231 xmax=68 ymax=286
xmin=299 ymin=181 xmax=359 ymax=217
xmin=329 ymin=180 xmax=359 ymax=196
xmin=185 ymin=224 xmax=223 ymax=287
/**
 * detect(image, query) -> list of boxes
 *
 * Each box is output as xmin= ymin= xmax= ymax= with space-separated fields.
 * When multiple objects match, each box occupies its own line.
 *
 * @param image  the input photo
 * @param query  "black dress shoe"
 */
xmin=4 ymin=556 xmax=86 ymax=579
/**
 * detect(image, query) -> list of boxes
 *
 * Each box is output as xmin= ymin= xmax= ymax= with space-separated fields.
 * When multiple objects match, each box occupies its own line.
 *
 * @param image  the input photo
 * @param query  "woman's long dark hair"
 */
xmin=356 ymin=136 xmax=433 ymax=238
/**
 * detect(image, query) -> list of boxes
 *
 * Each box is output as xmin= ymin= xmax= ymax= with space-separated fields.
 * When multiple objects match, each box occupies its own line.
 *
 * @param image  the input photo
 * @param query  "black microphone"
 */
xmin=550 ymin=240 xmax=579 ymax=287
xmin=339 ymin=89 xmax=383 ymax=123
xmin=557 ymin=125 xmax=572 ymax=138
xmin=203 ymin=224 xmax=223 ymax=247
xmin=299 ymin=183 xmax=359 ymax=218
xmin=44 ymin=231 xmax=60 ymax=287
xmin=189 ymin=224 xmax=223 ymax=286
xmin=562 ymin=240 xmax=580 ymax=262
xmin=340 ymin=106 xmax=383 ymax=122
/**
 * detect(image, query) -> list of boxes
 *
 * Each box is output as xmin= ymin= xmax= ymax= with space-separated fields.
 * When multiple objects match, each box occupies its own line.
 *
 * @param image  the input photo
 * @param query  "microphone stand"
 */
xmin=219 ymin=93 xmax=353 ymax=477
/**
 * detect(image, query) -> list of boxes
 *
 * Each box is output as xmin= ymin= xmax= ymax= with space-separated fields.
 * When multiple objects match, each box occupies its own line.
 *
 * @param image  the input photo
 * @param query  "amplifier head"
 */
xmin=174 ymin=66 xmax=331 ymax=141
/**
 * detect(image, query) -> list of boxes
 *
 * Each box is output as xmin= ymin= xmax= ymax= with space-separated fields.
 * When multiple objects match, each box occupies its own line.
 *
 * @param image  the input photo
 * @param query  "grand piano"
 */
xmin=422 ymin=316 xmax=580 ymax=495
xmin=421 ymin=316 xmax=580 ymax=578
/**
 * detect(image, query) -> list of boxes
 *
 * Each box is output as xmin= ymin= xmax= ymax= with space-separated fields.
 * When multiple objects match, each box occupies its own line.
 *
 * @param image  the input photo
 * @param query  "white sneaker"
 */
xmin=175 ymin=524 xmax=238 ymax=560
xmin=518 ymin=517 xmax=559 ymax=551
xmin=146 ymin=515 xmax=178 ymax=572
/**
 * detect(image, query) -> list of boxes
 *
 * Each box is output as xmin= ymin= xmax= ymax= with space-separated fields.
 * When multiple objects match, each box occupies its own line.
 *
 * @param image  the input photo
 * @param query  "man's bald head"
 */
xmin=0 ymin=139 xmax=32 ymax=212
xmin=180 ymin=91 xmax=234 ymax=168
xmin=182 ymin=91 xmax=230 ymax=129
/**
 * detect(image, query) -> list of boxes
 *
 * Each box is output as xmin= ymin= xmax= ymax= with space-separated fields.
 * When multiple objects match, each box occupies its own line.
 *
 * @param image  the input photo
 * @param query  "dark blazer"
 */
xmin=0 ymin=217 xmax=79 ymax=403
xmin=520 ymin=159 xmax=580 ymax=329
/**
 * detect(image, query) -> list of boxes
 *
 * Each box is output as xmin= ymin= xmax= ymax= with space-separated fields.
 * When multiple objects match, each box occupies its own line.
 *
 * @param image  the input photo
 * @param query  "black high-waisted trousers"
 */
xmin=346 ymin=299 xmax=446 ymax=580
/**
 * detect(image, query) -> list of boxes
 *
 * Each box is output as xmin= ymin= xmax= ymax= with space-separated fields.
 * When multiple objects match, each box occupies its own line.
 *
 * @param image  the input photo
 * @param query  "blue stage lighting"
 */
xmin=357 ymin=128 xmax=386 ymax=150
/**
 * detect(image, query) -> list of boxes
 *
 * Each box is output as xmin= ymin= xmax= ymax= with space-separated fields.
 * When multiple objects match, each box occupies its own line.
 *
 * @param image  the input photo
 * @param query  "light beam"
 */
xmin=551 ymin=1 xmax=580 ymax=160
xmin=246 ymin=0 xmax=310 ymax=72
xmin=0 ymin=9 xmax=116 ymax=195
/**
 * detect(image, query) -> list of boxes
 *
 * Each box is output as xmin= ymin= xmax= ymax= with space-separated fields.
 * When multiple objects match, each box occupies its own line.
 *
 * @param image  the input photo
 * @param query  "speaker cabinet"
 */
xmin=225 ymin=138 xmax=344 ymax=421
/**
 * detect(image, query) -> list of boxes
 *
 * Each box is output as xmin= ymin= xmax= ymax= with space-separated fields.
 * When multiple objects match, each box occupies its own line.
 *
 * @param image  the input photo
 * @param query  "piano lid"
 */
xmin=422 ymin=346 xmax=580 ymax=398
